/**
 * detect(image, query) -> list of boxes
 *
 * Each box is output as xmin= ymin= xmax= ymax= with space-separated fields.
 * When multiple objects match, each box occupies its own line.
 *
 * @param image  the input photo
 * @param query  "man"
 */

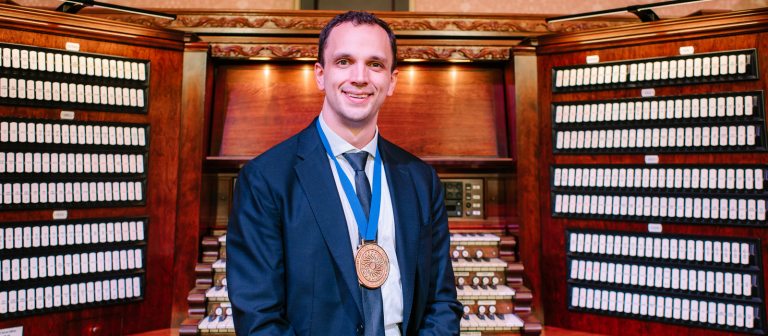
xmin=227 ymin=11 xmax=462 ymax=336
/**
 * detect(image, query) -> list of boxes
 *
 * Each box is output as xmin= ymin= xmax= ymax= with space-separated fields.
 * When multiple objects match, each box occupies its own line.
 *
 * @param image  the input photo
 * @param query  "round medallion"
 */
xmin=355 ymin=243 xmax=389 ymax=289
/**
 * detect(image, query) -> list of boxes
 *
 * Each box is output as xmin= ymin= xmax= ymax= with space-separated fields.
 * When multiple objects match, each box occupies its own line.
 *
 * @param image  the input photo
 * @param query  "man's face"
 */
xmin=315 ymin=22 xmax=398 ymax=127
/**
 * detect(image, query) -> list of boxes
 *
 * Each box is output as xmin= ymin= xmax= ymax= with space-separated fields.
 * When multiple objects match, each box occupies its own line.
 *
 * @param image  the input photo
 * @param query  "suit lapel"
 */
xmin=381 ymin=140 xmax=420 ymax=332
xmin=294 ymin=123 xmax=363 ymax=316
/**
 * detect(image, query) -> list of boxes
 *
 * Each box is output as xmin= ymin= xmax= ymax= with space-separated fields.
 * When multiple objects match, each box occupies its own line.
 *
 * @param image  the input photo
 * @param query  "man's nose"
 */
xmin=350 ymin=63 xmax=369 ymax=85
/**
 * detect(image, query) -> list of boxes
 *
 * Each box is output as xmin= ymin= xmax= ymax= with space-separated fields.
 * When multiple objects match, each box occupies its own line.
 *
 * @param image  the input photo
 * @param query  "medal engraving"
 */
xmin=355 ymin=243 xmax=389 ymax=289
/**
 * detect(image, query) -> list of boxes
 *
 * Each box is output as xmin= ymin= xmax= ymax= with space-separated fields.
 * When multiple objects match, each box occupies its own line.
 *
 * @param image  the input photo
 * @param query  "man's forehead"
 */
xmin=325 ymin=22 xmax=391 ymax=56
xmin=326 ymin=22 xmax=388 ymax=40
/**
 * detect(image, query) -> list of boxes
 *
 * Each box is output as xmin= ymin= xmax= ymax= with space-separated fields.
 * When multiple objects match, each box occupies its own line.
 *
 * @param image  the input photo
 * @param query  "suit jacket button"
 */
xmin=356 ymin=324 xmax=364 ymax=335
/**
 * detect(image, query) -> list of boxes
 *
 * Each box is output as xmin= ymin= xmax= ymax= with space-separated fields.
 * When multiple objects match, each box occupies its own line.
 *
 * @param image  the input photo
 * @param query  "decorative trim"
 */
xmin=398 ymin=46 xmax=509 ymax=61
xmin=211 ymin=43 xmax=510 ymax=61
xmin=212 ymin=43 xmax=316 ymax=58
xmin=84 ymin=10 xmax=648 ymax=60
xmin=388 ymin=19 xmax=617 ymax=34
xmin=174 ymin=15 xmax=327 ymax=30
xmin=537 ymin=7 xmax=768 ymax=53
xmin=0 ymin=4 xmax=184 ymax=50
xmin=95 ymin=12 xmax=632 ymax=36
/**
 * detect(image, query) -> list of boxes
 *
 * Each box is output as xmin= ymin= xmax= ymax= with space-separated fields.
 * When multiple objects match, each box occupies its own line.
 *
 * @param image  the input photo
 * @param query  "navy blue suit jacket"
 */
xmin=227 ymin=120 xmax=462 ymax=335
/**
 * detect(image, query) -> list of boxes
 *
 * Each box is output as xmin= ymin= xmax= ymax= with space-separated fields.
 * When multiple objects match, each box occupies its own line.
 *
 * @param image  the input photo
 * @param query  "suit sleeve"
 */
xmin=227 ymin=163 xmax=297 ymax=336
xmin=418 ymin=168 xmax=463 ymax=335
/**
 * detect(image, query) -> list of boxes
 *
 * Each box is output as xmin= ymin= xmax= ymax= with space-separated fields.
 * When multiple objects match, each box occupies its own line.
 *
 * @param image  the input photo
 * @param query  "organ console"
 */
xmin=0 ymin=4 xmax=185 ymax=335
xmin=0 ymin=3 xmax=744 ymax=335
xmin=151 ymin=8 xmax=551 ymax=335
xmin=12 ymin=4 xmax=768 ymax=335
xmin=181 ymin=181 xmax=540 ymax=335
xmin=528 ymin=7 xmax=768 ymax=336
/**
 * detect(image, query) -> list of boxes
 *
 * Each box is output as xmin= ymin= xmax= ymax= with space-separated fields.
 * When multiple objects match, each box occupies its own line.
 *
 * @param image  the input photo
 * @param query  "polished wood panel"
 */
xmin=0 ymin=6 xmax=184 ymax=335
xmin=513 ymin=47 xmax=543 ymax=321
xmin=379 ymin=64 xmax=506 ymax=158
xmin=170 ymin=43 xmax=212 ymax=328
xmin=209 ymin=62 xmax=322 ymax=157
xmin=534 ymin=10 xmax=768 ymax=336
xmin=210 ymin=62 xmax=507 ymax=159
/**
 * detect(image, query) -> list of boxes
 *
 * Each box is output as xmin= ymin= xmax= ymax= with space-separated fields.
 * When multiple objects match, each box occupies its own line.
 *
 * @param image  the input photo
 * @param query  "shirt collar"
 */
xmin=318 ymin=113 xmax=378 ymax=158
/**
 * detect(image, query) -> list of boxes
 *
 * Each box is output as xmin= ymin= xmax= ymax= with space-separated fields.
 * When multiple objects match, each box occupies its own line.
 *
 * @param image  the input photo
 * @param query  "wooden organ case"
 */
xmin=527 ymin=8 xmax=768 ymax=336
xmin=0 ymin=4 xmax=186 ymax=336
xmin=93 ymin=9 xmax=630 ymax=336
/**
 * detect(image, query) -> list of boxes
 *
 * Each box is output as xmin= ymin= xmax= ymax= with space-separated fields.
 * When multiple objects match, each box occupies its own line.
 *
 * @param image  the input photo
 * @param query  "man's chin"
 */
xmin=339 ymin=110 xmax=377 ymax=125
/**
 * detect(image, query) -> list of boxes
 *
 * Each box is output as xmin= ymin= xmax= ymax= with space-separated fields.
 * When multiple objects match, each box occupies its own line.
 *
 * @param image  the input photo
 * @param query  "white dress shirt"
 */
xmin=319 ymin=115 xmax=403 ymax=336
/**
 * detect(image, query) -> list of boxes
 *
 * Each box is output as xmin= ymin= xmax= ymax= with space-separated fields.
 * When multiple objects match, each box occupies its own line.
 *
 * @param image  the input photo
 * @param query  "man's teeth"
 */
xmin=346 ymin=92 xmax=369 ymax=99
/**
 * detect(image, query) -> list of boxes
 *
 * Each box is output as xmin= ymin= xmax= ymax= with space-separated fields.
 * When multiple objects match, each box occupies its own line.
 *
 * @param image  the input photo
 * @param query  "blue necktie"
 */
xmin=343 ymin=152 xmax=385 ymax=336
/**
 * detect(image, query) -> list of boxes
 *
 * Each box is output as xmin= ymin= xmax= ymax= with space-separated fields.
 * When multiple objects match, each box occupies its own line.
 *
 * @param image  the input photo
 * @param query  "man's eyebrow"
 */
xmin=369 ymin=55 xmax=388 ymax=64
xmin=330 ymin=52 xmax=352 ymax=60
xmin=330 ymin=53 xmax=389 ymax=63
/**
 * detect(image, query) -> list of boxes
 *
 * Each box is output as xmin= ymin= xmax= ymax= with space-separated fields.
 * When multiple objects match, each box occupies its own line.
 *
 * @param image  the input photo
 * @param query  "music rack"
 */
xmin=532 ymin=9 xmax=768 ymax=335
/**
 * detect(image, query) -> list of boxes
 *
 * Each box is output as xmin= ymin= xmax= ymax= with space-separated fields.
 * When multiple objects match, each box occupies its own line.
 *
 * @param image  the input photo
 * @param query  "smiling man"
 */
xmin=227 ymin=11 xmax=462 ymax=336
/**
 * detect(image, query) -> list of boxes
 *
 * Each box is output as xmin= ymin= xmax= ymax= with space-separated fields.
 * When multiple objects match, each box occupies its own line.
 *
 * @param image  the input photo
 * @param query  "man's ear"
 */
xmin=387 ymin=69 xmax=399 ymax=96
xmin=314 ymin=62 xmax=325 ymax=91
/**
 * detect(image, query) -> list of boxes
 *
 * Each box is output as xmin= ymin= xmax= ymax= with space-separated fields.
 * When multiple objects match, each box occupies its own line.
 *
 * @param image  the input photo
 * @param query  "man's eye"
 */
xmin=370 ymin=62 xmax=383 ymax=68
xmin=337 ymin=59 xmax=349 ymax=66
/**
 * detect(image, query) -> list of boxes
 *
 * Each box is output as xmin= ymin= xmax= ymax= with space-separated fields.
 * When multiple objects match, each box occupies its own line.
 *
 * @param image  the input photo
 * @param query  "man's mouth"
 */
xmin=343 ymin=90 xmax=372 ymax=100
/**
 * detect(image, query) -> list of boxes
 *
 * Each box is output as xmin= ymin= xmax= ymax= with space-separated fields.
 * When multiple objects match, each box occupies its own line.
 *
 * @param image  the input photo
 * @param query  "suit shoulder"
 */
xmin=380 ymin=137 xmax=435 ymax=174
xmin=240 ymin=132 xmax=300 ymax=175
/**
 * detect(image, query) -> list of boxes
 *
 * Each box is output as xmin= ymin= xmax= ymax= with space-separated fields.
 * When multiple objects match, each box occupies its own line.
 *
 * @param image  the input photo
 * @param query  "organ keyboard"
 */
xmin=181 ymin=178 xmax=540 ymax=336
xmin=451 ymin=233 xmax=501 ymax=259
xmin=461 ymin=306 xmax=525 ymax=333
xmin=451 ymin=233 xmax=540 ymax=334
xmin=181 ymin=231 xmax=541 ymax=335
xmin=197 ymin=303 xmax=235 ymax=335
xmin=453 ymin=258 xmax=507 ymax=287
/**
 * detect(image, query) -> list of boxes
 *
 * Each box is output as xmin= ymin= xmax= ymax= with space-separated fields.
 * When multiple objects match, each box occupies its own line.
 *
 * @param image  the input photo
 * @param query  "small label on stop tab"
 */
xmin=679 ymin=46 xmax=694 ymax=55
xmin=0 ymin=326 xmax=23 ymax=336
xmin=53 ymin=210 xmax=67 ymax=220
xmin=65 ymin=42 xmax=80 ymax=51
xmin=60 ymin=111 xmax=75 ymax=120
xmin=586 ymin=55 xmax=600 ymax=64
xmin=648 ymin=223 xmax=663 ymax=233
xmin=641 ymin=88 xmax=655 ymax=97
xmin=645 ymin=155 xmax=659 ymax=164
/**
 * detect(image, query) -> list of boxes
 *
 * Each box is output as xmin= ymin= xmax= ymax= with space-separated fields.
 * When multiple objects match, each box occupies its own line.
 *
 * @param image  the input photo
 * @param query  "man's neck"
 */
xmin=320 ymin=111 xmax=377 ymax=149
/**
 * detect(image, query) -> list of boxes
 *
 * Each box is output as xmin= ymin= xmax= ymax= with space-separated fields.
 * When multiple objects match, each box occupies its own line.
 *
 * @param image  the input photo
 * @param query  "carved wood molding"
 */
xmin=211 ymin=43 xmax=510 ymax=61
xmin=0 ymin=4 xmax=185 ymax=50
xmin=537 ymin=7 xmax=768 ymax=53
xmin=212 ymin=43 xmax=317 ymax=58
xmin=84 ymin=10 xmax=637 ymax=61
xmin=95 ymin=11 xmax=632 ymax=36
xmin=398 ymin=46 xmax=509 ymax=61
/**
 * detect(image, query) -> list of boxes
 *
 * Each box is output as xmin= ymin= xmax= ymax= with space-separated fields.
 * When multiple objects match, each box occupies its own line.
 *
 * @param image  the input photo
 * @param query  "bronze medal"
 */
xmin=355 ymin=242 xmax=389 ymax=289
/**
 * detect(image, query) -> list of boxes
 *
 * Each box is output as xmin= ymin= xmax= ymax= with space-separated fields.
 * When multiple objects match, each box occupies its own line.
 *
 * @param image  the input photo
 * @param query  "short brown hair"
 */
xmin=317 ymin=11 xmax=397 ymax=71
